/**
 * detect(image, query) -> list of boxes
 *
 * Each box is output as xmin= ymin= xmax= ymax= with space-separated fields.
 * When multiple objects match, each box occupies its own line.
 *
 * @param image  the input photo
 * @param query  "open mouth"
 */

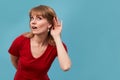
xmin=32 ymin=26 xmax=37 ymax=29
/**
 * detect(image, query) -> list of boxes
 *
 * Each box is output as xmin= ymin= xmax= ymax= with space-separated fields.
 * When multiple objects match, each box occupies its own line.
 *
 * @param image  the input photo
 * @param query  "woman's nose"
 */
xmin=31 ymin=19 xmax=37 ymax=24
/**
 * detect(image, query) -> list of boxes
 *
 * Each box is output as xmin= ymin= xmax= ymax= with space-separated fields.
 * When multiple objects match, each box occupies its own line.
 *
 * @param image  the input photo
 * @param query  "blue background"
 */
xmin=0 ymin=0 xmax=120 ymax=80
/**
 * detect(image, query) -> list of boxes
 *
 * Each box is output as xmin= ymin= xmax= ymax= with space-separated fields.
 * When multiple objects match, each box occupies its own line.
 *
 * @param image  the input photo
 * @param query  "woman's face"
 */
xmin=30 ymin=14 xmax=51 ymax=35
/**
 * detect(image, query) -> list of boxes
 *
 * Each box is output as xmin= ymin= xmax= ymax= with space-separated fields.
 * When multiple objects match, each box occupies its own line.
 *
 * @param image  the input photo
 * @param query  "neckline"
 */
xmin=28 ymin=38 xmax=49 ymax=59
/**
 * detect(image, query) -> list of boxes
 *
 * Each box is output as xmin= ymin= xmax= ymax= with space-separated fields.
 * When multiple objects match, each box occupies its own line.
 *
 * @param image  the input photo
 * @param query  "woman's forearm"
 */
xmin=10 ymin=55 xmax=18 ymax=69
xmin=54 ymin=36 xmax=71 ymax=71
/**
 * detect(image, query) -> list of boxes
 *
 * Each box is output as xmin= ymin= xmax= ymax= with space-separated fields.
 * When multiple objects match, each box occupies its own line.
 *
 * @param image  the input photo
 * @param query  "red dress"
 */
xmin=8 ymin=35 xmax=67 ymax=80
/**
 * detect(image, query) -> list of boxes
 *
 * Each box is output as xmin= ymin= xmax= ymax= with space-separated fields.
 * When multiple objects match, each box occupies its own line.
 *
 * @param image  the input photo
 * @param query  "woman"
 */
xmin=8 ymin=5 xmax=71 ymax=80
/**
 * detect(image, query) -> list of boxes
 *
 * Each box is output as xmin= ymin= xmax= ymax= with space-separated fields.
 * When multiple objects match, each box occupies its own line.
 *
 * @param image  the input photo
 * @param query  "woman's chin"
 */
xmin=32 ymin=32 xmax=40 ymax=35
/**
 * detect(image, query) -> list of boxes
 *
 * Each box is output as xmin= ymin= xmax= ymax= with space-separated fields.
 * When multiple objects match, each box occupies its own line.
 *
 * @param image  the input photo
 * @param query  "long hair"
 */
xmin=23 ymin=5 xmax=57 ymax=46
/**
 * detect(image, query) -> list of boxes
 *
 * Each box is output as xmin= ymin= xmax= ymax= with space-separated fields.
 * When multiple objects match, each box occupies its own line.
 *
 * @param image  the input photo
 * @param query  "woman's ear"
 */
xmin=48 ymin=24 xmax=52 ymax=28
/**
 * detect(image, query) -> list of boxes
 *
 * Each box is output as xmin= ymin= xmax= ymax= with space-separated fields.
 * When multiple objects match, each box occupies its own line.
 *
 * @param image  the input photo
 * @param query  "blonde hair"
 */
xmin=23 ymin=5 xmax=57 ymax=46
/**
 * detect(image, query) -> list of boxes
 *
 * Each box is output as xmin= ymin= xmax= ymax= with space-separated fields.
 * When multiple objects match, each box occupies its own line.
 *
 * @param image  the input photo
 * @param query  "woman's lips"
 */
xmin=32 ymin=26 xmax=37 ymax=29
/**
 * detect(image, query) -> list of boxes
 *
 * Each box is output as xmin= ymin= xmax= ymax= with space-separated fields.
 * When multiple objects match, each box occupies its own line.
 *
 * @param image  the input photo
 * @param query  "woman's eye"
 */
xmin=37 ymin=17 xmax=42 ymax=20
xmin=30 ymin=16 xmax=43 ymax=21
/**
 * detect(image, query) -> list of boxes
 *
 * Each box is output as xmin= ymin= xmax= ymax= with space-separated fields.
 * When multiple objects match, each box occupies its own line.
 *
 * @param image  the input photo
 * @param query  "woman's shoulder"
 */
xmin=15 ymin=34 xmax=27 ymax=40
xmin=22 ymin=32 xmax=34 ymax=38
xmin=13 ymin=33 xmax=29 ymax=44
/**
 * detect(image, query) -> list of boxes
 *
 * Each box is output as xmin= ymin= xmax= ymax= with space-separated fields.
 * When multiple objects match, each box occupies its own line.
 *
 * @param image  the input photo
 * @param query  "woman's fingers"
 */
xmin=53 ymin=17 xmax=62 ymax=27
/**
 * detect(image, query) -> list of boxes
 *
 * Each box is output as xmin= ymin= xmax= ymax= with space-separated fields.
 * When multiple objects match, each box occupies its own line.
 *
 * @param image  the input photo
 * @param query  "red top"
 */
xmin=8 ymin=35 xmax=67 ymax=80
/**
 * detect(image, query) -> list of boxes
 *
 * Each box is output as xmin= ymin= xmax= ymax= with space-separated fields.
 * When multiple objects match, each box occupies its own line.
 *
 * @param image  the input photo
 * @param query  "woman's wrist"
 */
xmin=53 ymin=35 xmax=62 ymax=44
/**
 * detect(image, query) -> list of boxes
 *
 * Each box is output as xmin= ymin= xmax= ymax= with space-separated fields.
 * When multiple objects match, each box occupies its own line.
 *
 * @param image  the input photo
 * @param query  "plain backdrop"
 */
xmin=0 ymin=0 xmax=120 ymax=80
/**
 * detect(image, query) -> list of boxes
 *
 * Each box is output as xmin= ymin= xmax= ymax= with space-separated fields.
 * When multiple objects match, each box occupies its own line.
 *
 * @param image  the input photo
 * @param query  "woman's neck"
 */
xmin=31 ymin=34 xmax=48 ymax=46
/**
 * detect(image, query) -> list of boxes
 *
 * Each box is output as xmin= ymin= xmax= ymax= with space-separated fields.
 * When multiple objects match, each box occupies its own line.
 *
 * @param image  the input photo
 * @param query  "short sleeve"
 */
xmin=8 ymin=35 xmax=25 ymax=57
xmin=55 ymin=42 xmax=68 ymax=57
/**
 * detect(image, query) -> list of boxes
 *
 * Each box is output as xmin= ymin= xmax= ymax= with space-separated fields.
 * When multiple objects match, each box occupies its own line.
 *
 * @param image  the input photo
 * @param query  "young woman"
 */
xmin=8 ymin=5 xmax=71 ymax=80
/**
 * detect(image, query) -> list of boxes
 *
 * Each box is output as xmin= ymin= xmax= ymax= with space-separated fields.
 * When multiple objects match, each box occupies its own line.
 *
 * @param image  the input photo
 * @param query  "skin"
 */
xmin=10 ymin=14 xmax=71 ymax=71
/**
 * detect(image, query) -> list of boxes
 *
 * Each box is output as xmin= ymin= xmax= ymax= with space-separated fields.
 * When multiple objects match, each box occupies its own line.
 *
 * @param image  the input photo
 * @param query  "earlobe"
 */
xmin=48 ymin=25 xmax=52 ymax=32
xmin=48 ymin=25 xmax=52 ymax=28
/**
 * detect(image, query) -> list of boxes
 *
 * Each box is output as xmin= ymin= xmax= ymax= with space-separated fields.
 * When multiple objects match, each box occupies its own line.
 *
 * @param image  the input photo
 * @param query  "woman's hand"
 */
xmin=50 ymin=17 xmax=62 ymax=39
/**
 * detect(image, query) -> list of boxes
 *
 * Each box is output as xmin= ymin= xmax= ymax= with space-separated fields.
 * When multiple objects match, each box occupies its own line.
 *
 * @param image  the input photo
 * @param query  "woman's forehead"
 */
xmin=30 ymin=11 xmax=42 ymax=16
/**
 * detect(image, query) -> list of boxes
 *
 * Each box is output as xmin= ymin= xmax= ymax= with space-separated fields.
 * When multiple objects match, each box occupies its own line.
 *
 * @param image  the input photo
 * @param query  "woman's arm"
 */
xmin=10 ymin=55 xmax=19 ymax=69
xmin=51 ymin=17 xmax=71 ymax=71
xmin=54 ymin=36 xmax=71 ymax=71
